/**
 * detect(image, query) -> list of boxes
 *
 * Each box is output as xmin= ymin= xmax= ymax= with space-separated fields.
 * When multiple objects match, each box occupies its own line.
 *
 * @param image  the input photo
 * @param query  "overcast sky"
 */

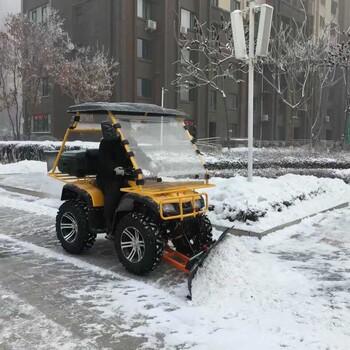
xmin=0 ymin=0 xmax=21 ymax=27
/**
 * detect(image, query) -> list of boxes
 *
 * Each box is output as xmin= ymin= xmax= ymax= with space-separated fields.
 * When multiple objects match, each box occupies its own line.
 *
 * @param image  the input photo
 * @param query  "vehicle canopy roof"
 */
xmin=67 ymin=102 xmax=188 ymax=118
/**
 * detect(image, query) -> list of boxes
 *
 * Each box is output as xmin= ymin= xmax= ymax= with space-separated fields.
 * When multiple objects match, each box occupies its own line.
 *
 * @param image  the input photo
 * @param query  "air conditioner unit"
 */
xmin=261 ymin=114 xmax=269 ymax=122
xmin=325 ymin=115 xmax=330 ymax=123
xmin=180 ymin=26 xmax=188 ymax=35
xmin=146 ymin=19 xmax=157 ymax=31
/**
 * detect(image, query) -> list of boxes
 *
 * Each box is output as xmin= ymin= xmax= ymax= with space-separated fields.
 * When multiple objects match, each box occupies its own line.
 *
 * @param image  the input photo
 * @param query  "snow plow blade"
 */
xmin=187 ymin=228 xmax=231 ymax=299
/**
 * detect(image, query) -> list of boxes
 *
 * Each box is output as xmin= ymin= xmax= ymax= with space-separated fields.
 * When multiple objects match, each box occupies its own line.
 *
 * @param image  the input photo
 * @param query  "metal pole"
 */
xmin=161 ymin=87 xmax=165 ymax=146
xmin=161 ymin=87 xmax=165 ymax=107
xmin=247 ymin=0 xmax=255 ymax=182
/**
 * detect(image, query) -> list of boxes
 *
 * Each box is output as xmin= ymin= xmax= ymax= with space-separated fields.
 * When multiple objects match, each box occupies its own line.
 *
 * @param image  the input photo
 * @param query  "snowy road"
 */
xmin=0 ymin=182 xmax=349 ymax=349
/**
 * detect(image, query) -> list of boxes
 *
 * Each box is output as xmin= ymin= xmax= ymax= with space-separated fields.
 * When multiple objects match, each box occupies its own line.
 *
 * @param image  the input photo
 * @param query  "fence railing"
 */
xmin=216 ymin=138 xmax=349 ymax=151
xmin=196 ymin=137 xmax=222 ymax=152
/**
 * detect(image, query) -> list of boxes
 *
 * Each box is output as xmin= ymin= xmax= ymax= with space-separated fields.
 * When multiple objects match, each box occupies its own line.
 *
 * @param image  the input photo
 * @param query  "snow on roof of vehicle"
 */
xmin=67 ymin=102 xmax=188 ymax=117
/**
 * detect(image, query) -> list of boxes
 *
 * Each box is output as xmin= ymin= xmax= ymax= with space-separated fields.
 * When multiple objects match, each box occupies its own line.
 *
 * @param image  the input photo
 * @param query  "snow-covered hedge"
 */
xmin=204 ymin=148 xmax=350 ymax=183
xmin=0 ymin=141 xmax=98 ymax=164
xmin=207 ymin=175 xmax=350 ymax=230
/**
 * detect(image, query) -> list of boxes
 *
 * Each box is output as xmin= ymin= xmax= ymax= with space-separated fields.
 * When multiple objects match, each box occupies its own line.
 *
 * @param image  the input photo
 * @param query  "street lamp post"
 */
xmin=160 ymin=87 xmax=168 ymax=146
xmin=231 ymin=1 xmax=273 ymax=182
xmin=247 ymin=0 xmax=255 ymax=181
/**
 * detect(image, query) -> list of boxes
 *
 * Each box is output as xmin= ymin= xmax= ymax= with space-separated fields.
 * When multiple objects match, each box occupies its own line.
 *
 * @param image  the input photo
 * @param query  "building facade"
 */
xmin=22 ymin=0 xmax=345 ymax=143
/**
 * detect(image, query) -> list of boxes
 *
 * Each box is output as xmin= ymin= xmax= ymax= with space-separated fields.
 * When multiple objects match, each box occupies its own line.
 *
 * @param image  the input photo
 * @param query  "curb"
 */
xmin=213 ymin=201 xmax=349 ymax=239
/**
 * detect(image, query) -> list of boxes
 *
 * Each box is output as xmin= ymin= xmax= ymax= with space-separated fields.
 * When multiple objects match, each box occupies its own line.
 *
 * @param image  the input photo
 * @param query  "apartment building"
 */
xmin=22 ymin=0 xmax=344 ymax=142
xmin=22 ymin=0 xmax=244 ymax=140
xmin=251 ymin=0 xmax=344 ymax=142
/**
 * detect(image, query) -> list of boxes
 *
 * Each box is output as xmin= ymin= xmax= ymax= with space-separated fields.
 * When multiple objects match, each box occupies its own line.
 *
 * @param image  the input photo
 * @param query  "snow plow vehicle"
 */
xmin=48 ymin=102 xmax=217 ymax=294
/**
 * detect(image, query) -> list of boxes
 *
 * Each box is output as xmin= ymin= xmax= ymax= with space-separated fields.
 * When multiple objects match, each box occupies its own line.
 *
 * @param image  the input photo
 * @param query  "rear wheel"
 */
xmin=115 ymin=212 xmax=164 ymax=275
xmin=56 ymin=200 xmax=96 ymax=254
xmin=172 ymin=214 xmax=213 ymax=257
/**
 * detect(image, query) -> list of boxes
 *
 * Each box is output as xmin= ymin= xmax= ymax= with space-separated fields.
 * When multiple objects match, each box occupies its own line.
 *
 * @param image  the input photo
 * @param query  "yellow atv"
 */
xmin=48 ymin=102 xmax=215 ymax=281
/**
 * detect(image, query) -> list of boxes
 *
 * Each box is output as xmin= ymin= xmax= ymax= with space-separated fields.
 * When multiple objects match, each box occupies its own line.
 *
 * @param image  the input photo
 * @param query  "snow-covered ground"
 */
xmin=0 ymin=160 xmax=349 ymax=349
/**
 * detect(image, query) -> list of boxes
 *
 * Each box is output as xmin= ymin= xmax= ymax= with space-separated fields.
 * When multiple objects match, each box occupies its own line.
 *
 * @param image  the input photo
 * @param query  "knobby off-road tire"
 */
xmin=56 ymin=200 xmax=96 ymax=254
xmin=172 ymin=214 xmax=213 ymax=257
xmin=115 ymin=212 xmax=164 ymax=275
xmin=196 ymin=214 xmax=213 ymax=247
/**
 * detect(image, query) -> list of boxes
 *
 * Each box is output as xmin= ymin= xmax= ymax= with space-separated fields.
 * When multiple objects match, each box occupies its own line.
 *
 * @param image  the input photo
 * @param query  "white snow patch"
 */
xmin=0 ymin=160 xmax=47 ymax=174
xmin=0 ymin=188 xmax=58 ymax=216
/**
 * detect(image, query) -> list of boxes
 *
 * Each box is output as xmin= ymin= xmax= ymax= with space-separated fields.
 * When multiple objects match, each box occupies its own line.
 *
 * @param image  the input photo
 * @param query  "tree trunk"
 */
xmin=221 ymin=94 xmax=231 ymax=150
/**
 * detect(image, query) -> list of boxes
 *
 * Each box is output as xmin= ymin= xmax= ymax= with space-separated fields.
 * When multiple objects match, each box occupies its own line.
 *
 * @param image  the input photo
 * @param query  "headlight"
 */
xmin=162 ymin=203 xmax=178 ymax=214
xmin=194 ymin=197 xmax=205 ymax=210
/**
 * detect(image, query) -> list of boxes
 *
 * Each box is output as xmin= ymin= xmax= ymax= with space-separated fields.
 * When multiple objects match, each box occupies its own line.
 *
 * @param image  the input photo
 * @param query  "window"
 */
xmin=321 ymin=0 xmax=326 ymax=4
xmin=209 ymin=122 xmax=216 ymax=138
xmin=179 ymin=84 xmax=194 ymax=101
xmin=331 ymin=1 xmax=337 ymax=15
xmin=31 ymin=114 xmax=51 ymax=133
xmin=330 ymin=23 xmax=337 ymax=37
xmin=320 ymin=16 xmax=325 ymax=28
xmin=254 ymin=97 xmax=259 ymax=112
xmin=231 ymin=0 xmax=241 ymax=10
xmin=29 ymin=4 xmax=49 ymax=23
xmin=277 ymin=126 xmax=285 ymax=140
xmin=41 ymin=5 xmax=47 ymax=22
xmin=137 ymin=78 xmax=152 ymax=98
xmin=228 ymin=93 xmax=238 ymax=110
xmin=181 ymin=9 xmax=195 ymax=30
xmin=181 ymin=47 xmax=190 ymax=64
xmin=210 ymin=90 xmax=217 ymax=111
xmin=212 ymin=0 xmax=233 ymax=11
xmin=229 ymin=123 xmax=237 ymax=138
xmin=30 ymin=9 xmax=37 ymax=22
xmin=41 ymin=78 xmax=50 ymax=97
xmin=137 ymin=38 xmax=151 ymax=60
xmin=137 ymin=0 xmax=151 ymax=19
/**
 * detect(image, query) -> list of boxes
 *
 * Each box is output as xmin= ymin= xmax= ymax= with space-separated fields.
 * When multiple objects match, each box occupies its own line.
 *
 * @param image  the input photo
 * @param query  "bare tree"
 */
xmin=327 ymin=32 xmax=350 ymax=144
xmin=172 ymin=15 xmax=244 ymax=148
xmin=0 ymin=10 xmax=72 ymax=139
xmin=56 ymin=47 xmax=119 ymax=104
xmin=0 ymin=31 xmax=22 ymax=140
xmin=256 ymin=15 xmax=338 ymax=144
xmin=0 ymin=9 xmax=118 ymax=140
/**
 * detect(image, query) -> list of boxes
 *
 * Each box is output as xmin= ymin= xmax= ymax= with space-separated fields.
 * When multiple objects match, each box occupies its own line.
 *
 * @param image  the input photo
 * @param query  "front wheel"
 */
xmin=115 ymin=213 xmax=164 ymax=275
xmin=56 ymin=200 xmax=96 ymax=254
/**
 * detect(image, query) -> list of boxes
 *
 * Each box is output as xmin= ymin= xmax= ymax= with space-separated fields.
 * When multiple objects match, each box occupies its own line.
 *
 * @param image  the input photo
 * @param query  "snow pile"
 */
xmin=192 ymin=236 xmax=312 ymax=308
xmin=191 ymin=209 xmax=350 ymax=349
xmin=0 ymin=160 xmax=47 ymax=174
xmin=207 ymin=174 xmax=350 ymax=230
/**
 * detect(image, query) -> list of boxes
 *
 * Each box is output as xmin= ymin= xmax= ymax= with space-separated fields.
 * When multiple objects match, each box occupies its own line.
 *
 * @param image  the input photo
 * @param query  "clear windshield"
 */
xmin=118 ymin=117 xmax=205 ymax=180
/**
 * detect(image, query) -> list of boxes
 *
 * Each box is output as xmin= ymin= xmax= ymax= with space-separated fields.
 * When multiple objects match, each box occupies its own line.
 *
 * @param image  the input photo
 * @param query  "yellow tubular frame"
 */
xmin=179 ymin=117 xmax=209 ymax=184
xmin=108 ymin=111 xmax=144 ymax=189
xmin=159 ymin=192 xmax=209 ymax=221
xmin=51 ymin=113 xmax=80 ymax=174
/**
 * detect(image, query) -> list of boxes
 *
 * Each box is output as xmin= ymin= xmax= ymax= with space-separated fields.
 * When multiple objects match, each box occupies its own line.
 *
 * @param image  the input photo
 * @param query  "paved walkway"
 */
xmin=0 ymin=204 xmax=187 ymax=350
xmin=0 ymin=175 xmax=349 ymax=349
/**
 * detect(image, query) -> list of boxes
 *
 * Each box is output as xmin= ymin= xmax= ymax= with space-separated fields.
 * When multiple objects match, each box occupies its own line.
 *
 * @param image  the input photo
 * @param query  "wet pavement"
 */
xmin=0 ymin=202 xmax=189 ymax=350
